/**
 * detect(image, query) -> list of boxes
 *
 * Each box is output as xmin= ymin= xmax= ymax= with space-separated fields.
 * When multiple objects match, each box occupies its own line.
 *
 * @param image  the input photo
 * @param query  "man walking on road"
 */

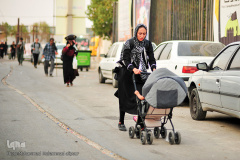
xmin=17 ymin=38 xmax=25 ymax=65
xmin=31 ymin=38 xmax=42 ymax=68
xmin=42 ymin=38 xmax=58 ymax=77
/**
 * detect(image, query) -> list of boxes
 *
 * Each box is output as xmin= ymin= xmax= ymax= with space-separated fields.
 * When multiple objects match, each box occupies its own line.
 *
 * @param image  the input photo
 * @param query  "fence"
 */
xmin=149 ymin=0 xmax=214 ymax=44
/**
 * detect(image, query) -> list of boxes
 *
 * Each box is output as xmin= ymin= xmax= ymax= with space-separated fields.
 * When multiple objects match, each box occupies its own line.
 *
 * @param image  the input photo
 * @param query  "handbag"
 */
xmin=72 ymin=56 xmax=78 ymax=69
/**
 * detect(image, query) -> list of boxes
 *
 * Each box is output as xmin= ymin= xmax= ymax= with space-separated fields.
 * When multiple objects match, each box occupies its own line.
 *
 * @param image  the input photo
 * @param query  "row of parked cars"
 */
xmin=98 ymin=40 xmax=240 ymax=120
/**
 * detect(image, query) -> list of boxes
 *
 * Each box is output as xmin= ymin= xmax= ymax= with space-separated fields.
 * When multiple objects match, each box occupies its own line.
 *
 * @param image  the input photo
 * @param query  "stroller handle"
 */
xmin=140 ymin=72 xmax=151 ymax=75
xmin=132 ymin=72 xmax=151 ymax=91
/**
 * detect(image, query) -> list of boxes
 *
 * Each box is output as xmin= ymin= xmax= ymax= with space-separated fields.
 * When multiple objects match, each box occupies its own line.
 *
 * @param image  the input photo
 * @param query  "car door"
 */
xmin=107 ymin=43 xmax=120 ymax=79
xmin=220 ymin=46 xmax=240 ymax=112
xmin=156 ymin=43 xmax=173 ymax=71
xmin=200 ymin=45 xmax=239 ymax=107
xmin=101 ymin=44 xmax=116 ymax=78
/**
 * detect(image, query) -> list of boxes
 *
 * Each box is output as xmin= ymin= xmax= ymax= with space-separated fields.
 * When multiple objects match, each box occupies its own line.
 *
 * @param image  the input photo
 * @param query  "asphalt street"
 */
xmin=1 ymin=57 xmax=240 ymax=160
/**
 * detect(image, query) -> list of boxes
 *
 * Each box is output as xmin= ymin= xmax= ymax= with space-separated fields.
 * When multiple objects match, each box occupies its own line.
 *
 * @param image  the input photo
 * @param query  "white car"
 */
xmin=154 ymin=40 xmax=225 ymax=82
xmin=98 ymin=42 xmax=124 ymax=88
xmin=24 ymin=43 xmax=32 ymax=61
xmin=54 ymin=43 xmax=66 ymax=65
xmin=188 ymin=41 xmax=240 ymax=120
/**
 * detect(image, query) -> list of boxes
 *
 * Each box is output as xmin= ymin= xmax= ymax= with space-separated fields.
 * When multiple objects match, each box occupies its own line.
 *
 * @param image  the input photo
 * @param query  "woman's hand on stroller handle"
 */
xmin=133 ymin=68 xmax=151 ymax=75
xmin=133 ymin=68 xmax=141 ymax=74
xmin=134 ymin=90 xmax=145 ymax=100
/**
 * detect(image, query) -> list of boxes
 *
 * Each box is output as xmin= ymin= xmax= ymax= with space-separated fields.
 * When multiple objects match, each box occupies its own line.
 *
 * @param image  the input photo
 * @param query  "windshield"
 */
xmin=178 ymin=42 xmax=225 ymax=56
xmin=56 ymin=45 xmax=65 ymax=50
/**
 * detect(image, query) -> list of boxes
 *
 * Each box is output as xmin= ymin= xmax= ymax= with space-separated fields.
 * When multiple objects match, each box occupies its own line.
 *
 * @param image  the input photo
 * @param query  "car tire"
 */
xmin=99 ymin=69 xmax=106 ymax=83
xmin=190 ymin=88 xmax=207 ymax=120
xmin=112 ymin=73 xmax=118 ymax=88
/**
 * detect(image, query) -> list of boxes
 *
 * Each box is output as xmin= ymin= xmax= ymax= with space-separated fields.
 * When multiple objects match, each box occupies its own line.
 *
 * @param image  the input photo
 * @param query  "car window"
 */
xmin=56 ymin=45 xmax=65 ymax=50
xmin=111 ymin=44 xmax=119 ymax=58
xmin=159 ymin=43 xmax=172 ymax=60
xmin=178 ymin=42 xmax=225 ymax=56
xmin=211 ymin=45 xmax=239 ymax=70
xmin=106 ymin=44 xmax=116 ymax=58
xmin=154 ymin=44 xmax=166 ymax=60
xmin=229 ymin=48 xmax=240 ymax=70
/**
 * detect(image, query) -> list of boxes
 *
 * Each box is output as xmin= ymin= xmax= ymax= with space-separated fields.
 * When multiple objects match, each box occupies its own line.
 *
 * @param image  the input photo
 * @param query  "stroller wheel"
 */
xmin=160 ymin=126 xmax=167 ymax=139
xmin=140 ymin=131 xmax=147 ymax=145
xmin=175 ymin=131 xmax=181 ymax=144
xmin=168 ymin=131 xmax=175 ymax=145
xmin=147 ymin=131 xmax=153 ymax=145
xmin=154 ymin=127 xmax=160 ymax=139
xmin=135 ymin=125 xmax=141 ymax=139
xmin=129 ymin=126 xmax=135 ymax=139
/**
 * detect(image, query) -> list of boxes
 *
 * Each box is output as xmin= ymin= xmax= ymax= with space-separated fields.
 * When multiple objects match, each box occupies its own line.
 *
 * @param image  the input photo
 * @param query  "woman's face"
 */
xmin=68 ymin=40 xmax=73 ymax=45
xmin=137 ymin=27 xmax=147 ymax=41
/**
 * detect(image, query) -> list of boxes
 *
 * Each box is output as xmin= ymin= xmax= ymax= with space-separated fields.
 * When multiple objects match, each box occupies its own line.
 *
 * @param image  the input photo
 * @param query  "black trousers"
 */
xmin=33 ymin=54 xmax=39 ymax=66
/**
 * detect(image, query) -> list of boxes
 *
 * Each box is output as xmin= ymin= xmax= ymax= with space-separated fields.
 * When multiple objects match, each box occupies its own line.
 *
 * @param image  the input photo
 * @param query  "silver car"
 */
xmin=188 ymin=41 xmax=240 ymax=120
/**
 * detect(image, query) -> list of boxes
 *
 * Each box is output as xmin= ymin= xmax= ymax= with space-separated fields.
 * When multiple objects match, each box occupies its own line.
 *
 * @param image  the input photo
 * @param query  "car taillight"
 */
xmin=182 ymin=66 xmax=198 ymax=73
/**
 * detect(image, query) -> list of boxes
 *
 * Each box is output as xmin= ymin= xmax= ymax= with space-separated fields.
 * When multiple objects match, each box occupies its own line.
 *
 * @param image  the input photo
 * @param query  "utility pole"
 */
xmin=33 ymin=26 xmax=35 ymax=42
xmin=16 ymin=18 xmax=20 ymax=44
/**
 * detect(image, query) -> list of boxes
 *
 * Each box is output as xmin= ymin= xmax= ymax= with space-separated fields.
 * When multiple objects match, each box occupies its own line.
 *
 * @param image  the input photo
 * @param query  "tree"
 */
xmin=86 ymin=0 xmax=117 ymax=40
xmin=31 ymin=22 xmax=52 ymax=42
xmin=0 ymin=22 xmax=11 ymax=41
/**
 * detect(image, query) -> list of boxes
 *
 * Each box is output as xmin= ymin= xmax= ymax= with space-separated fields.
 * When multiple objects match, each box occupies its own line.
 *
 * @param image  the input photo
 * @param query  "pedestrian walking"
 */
xmin=0 ymin=41 xmax=4 ymax=59
xmin=17 ymin=38 xmax=25 ymax=65
xmin=31 ymin=38 xmax=42 ymax=68
xmin=62 ymin=34 xmax=78 ymax=87
xmin=10 ymin=41 xmax=16 ymax=60
xmin=114 ymin=24 xmax=156 ymax=131
xmin=4 ymin=41 xmax=8 ymax=56
xmin=42 ymin=38 xmax=58 ymax=77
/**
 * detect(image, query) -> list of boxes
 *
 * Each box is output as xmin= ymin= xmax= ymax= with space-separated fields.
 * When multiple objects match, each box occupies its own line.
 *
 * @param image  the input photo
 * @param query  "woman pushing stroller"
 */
xmin=115 ymin=23 xmax=156 ymax=131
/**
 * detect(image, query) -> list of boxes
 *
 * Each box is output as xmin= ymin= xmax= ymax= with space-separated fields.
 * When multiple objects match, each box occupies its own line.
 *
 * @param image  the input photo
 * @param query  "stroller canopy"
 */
xmin=142 ymin=68 xmax=187 ymax=108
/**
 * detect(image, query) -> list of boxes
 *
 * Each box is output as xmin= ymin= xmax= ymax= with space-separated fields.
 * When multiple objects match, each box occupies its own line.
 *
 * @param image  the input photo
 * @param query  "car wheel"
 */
xmin=112 ymin=73 xmax=118 ymax=88
xmin=99 ymin=69 xmax=106 ymax=83
xmin=190 ymin=88 xmax=207 ymax=120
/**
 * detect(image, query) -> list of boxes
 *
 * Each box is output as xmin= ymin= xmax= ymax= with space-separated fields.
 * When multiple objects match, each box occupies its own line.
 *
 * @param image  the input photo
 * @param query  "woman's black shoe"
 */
xmin=118 ymin=124 xmax=127 ymax=131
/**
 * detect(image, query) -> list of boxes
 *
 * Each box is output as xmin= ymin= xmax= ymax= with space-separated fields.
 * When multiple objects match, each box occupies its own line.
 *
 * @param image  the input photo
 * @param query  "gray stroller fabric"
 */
xmin=142 ymin=68 xmax=187 ymax=108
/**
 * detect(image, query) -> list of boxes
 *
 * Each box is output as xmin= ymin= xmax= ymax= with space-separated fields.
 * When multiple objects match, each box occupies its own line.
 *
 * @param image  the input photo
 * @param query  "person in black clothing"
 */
xmin=10 ymin=41 xmax=16 ymax=60
xmin=4 ymin=42 xmax=8 ymax=56
xmin=17 ymin=37 xmax=25 ymax=65
xmin=0 ymin=41 xmax=5 ymax=59
xmin=115 ymin=24 xmax=156 ymax=131
xmin=62 ymin=34 xmax=78 ymax=87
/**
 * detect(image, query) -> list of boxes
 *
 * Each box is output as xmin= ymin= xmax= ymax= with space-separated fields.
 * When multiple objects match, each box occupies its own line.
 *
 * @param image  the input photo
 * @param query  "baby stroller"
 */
xmin=128 ymin=68 xmax=187 ymax=145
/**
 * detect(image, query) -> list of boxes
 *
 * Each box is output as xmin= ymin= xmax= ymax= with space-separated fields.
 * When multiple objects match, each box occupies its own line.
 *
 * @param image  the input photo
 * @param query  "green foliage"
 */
xmin=1 ymin=22 xmax=12 ymax=41
xmin=86 ymin=0 xmax=117 ymax=40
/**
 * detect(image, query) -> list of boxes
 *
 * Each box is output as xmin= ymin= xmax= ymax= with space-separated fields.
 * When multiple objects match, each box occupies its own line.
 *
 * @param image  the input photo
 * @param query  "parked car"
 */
xmin=24 ymin=43 xmax=32 ymax=61
xmin=188 ymin=41 xmax=240 ymax=120
xmin=154 ymin=40 xmax=225 ymax=82
xmin=98 ymin=42 xmax=124 ymax=88
xmin=98 ymin=41 xmax=160 ymax=88
xmin=54 ymin=43 xmax=66 ymax=65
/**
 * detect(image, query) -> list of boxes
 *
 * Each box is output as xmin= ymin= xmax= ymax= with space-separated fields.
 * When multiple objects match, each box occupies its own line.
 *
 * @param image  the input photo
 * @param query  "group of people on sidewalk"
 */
xmin=0 ymin=41 xmax=8 ymax=59
xmin=0 ymin=35 xmax=78 ymax=86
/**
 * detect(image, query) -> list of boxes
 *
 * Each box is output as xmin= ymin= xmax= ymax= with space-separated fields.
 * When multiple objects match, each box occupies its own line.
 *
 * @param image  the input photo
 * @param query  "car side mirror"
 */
xmin=196 ymin=62 xmax=209 ymax=71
